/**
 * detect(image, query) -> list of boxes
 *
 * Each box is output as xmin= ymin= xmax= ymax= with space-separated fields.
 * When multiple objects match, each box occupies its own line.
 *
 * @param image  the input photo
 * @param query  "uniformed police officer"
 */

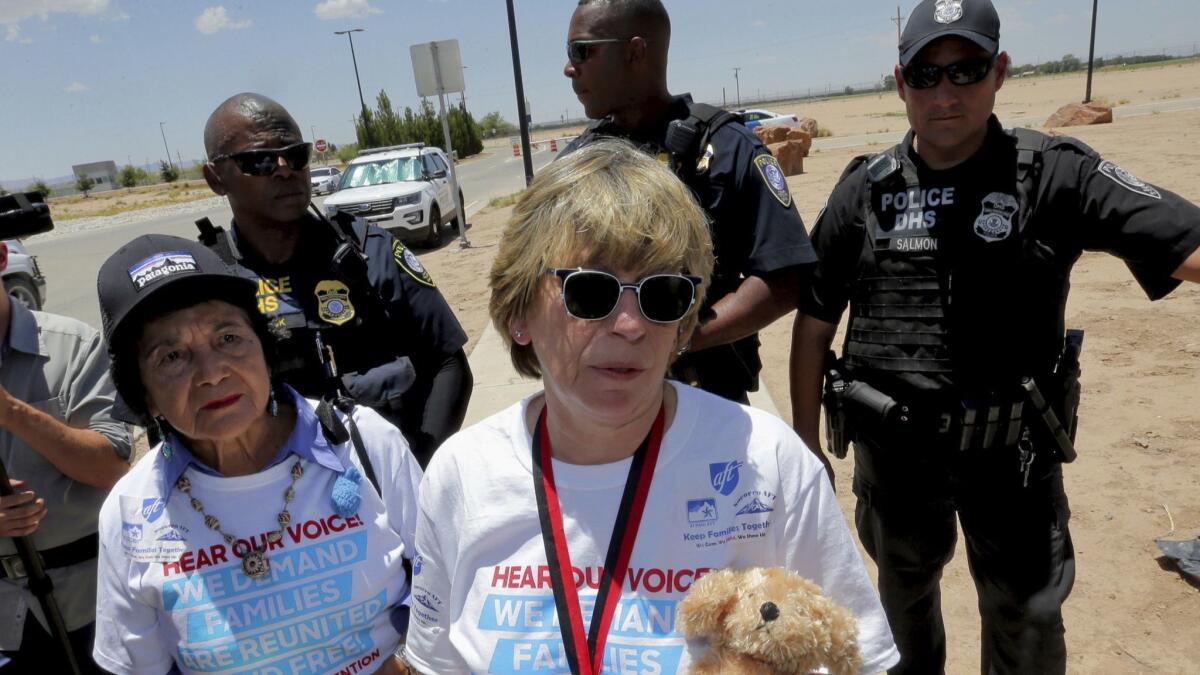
xmin=789 ymin=1 xmax=1200 ymax=672
xmin=200 ymin=93 xmax=472 ymax=467
xmin=561 ymin=0 xmax=816 ymax=403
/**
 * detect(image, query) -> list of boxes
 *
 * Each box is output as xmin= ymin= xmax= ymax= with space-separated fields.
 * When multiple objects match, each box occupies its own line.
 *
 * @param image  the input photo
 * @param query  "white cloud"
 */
xmin=0 ymin=0 xmax=109 ymax=25
xmin=5 ymin=24 xmax=33 ymax=43
xmin=314 ymin=0 xmax=382 ymax=21
xmin=89 ymin=33 xmax=101 ymax=43
xmin=66 ymin=81 xmax=88 ymax=93
xmin=195 ymin=6 xmax=252 ymax=35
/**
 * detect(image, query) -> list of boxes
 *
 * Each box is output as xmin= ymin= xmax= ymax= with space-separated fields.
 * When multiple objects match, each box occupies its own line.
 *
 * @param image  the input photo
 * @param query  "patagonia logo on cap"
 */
xmin=127 ymin=251 xmax=198 ymax=290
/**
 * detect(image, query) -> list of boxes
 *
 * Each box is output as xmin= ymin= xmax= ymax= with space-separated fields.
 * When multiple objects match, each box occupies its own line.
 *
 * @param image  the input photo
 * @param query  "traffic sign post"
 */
xmin=411 ymin=39 xmax=470 ymax=248
xmin=315 ymin=138 xmax=328 ymax=153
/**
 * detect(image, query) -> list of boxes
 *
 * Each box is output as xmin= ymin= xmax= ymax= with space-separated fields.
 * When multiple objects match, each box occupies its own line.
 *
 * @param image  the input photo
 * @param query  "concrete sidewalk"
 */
xmin=464 ymin=323 xmax=781 ymax=425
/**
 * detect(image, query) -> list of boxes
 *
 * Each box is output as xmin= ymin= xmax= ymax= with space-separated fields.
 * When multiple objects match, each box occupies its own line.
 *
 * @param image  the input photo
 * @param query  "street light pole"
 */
xmin=733 ymin=67 xmax=742 ymax=107
xmin=1084 ymin=0 xmax=1099 ymax=103
xmin=159 ymin=122 xmax=173 ymax=169
xmin=335 ymin=28 xmax=371 ymax=145
xmin=505 ymin=0 xmax=534 ymax=186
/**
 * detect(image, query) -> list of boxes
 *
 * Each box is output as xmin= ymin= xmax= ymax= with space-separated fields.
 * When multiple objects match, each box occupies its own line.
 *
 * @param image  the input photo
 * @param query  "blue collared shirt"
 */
xmin=155 ymin=386 xmax=346 ymax=498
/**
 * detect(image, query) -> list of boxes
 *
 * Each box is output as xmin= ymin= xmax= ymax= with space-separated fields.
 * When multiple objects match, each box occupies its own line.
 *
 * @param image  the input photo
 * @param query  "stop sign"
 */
xmin=315 ymin=138 xmax=328 ymax=153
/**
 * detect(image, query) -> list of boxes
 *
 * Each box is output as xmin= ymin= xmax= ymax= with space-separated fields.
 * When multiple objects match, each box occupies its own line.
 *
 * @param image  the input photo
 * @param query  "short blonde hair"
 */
xmin=489 ymin=138 xmax=714 ymax=378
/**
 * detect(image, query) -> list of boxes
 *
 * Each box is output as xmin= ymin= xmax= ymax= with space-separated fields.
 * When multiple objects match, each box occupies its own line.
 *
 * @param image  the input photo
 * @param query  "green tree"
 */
xmin=479 ymin=111 xmax=517 ymax=138
xmin=0 ymin=185 xmax=8 ymax=197
xmin=26 ymin=180 xmax=51 ymax=196
xmin=119 ymin=164 xmax=140 ymax=189
xmin=336 ymin=143 xmax=360 ymax=164
xmin=882 ymin=74 xmax=897 ymax=91
xmin=75 ymin=173 xmax=96 ymax=197
xmin=160 ymin=160 xmax=180 ymax=183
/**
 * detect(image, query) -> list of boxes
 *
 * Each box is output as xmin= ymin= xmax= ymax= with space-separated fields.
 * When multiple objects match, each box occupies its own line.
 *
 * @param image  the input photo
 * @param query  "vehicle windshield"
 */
xmin=339 ymin=157 xmax=421 ymax=189
xmin=311 ymin=168 xmax=333 ymax=178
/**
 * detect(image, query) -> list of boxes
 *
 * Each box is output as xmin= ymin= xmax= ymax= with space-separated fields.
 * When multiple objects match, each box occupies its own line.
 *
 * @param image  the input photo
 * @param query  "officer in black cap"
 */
xmin=561 ymin=0 xmax=816 ymax=404
xmin=200 ymin=93 xmax=471 ymax=467
xmin=790 ymin=0 xmax=1200 ymax=672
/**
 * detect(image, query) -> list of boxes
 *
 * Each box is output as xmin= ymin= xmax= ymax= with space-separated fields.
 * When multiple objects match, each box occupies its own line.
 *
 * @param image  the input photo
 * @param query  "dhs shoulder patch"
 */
xmin=1096 ymin=160 xmax=1161 ymax=200
xmin=754 ymin=154 xmax=792 ymax=208
xmin=392 ymin=240 xmax=436 ymax=287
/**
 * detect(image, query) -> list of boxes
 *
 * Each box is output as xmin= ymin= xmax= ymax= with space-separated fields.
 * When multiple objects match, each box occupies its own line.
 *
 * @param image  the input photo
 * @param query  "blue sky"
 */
xmin=2 ymin=0 xmax=1198 ymax=182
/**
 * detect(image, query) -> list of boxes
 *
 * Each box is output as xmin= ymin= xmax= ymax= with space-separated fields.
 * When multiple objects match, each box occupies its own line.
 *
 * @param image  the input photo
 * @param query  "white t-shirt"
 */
xmin=405 ymin=383 xmax=898 ymax=674
xmin=94 ymin=399 xmax=422 ymax=675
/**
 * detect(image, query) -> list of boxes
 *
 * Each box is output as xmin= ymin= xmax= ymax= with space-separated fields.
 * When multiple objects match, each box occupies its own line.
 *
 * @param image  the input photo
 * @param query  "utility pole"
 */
xmin=159 ymin=122 xmax=173 ymax=169
xmin=733 ymin=67 xmax=742 ymax=107
xmin=892 ymin=6 xmax=905 ymax=45
xmin=1084 ymin=0 xmax=1099 ymax=103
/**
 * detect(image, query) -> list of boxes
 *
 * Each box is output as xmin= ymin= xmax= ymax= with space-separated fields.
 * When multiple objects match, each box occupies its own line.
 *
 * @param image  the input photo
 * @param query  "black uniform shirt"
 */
xmin=805 ymin=116 xmax=1200 ymax=395
xmin=231 ymin=214 xmax=468 ymax=398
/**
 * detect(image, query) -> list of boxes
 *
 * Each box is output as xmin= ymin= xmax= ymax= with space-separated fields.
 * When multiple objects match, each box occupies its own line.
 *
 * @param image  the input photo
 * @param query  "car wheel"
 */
xmin=6 ymin=276 xmax=40 ymax=311
xmin=425 ymin=205 xmax=441 ymax=247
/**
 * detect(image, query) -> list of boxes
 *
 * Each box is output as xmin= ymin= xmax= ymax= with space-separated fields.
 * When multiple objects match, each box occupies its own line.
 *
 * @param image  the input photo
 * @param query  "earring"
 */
xmin=514 ymin=330 xmax=524 ymax=339
xmin=155 ymin=417 xmax=173 ymax=459
xmin=268 ymin=387 xmax=279 ymax=417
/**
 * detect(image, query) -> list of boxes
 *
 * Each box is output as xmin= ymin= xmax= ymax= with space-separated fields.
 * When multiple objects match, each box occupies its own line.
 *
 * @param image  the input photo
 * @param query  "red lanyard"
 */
xmin=531 ymin=403 xmax=666 ymax=675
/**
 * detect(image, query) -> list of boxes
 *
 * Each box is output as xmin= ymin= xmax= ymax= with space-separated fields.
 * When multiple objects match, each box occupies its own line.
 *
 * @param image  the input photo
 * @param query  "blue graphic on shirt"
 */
xmin=142 ymin=497 xmax=167 ymax=523
xmin=709 ymin=461 xmax=743 ymax=496
xmin=488 ymin=638 xmax=683 ymax=674
xmin=686 ymin=499 xmax=718 ymax=524
xmin=163 ymin=531 xmax=367 ymax=611
xmin=479 ymin=594 xmax=677 ymax=638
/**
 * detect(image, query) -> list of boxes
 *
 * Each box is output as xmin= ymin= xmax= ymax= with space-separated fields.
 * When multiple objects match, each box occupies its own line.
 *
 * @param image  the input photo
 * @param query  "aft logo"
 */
xmin=709 ymin=461 xmax=744 ymax=496
xmin=687 ymin=498 xmax=718 ymax=525
xmin=127 ymin=252 xmax=198 ymax=290
xmin=413 ymin=553 xmax=424 ymax=576
xmin=141 ymin=497 xmax=166 ymax=523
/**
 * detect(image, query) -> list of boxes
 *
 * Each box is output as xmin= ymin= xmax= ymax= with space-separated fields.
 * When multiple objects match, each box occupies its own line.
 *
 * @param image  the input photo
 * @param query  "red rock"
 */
xmin=785 ymin=129 xmax=812 ymax=156
xmin=798 ymin=117 xmax=820 ymax=137
xmin=1044 ymin=103 xmax=1113 ymax=128
xmin=757 ymin=124 xmax=791 ymax=144
xmin=767 ymin=140 xmax=805 ymax=176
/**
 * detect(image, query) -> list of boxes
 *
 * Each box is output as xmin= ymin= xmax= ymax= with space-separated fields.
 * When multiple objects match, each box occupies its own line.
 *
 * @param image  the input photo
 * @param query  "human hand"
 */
xmin=374 ymin=655 xmax=410 ymax=675
xmin=0 ymin=480 xmax=47 ymax=537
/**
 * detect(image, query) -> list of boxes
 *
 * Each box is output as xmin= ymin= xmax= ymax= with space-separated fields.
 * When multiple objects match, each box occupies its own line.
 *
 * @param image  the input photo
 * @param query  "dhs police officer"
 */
xmin=789 ymin=1 xmax=1200 ymax=672
xmin=200 ymin=93 xmax=472 ymax=467
xmin=562 ymin=0 xmax=815 ymax=403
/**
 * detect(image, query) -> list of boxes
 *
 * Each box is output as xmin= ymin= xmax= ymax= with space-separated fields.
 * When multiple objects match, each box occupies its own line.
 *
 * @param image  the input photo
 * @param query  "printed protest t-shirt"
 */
xmin=94 ymin=399 xmax=421 ymax=675
xmin=405 ymin=383 xmax=898 ymax=674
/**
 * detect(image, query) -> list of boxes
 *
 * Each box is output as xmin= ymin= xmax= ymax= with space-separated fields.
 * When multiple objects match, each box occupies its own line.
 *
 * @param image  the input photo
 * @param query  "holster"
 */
xmin=822 ymin=352 xmax=904 ymax=458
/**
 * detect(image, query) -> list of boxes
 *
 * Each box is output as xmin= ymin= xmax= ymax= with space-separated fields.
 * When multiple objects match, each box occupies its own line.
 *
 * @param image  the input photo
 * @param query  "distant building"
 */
xmin=71 ymin=160 xmax=118 ymax=192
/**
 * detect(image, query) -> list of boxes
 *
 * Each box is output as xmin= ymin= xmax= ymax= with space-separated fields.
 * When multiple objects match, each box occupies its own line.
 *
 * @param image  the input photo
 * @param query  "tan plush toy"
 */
xmin=676 ymin=567 xmax=863 ymax=675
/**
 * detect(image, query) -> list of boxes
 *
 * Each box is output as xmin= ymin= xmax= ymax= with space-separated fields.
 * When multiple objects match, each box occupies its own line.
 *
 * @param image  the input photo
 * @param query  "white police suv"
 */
xmin=323 ymin=143 xmax=463 ymax=247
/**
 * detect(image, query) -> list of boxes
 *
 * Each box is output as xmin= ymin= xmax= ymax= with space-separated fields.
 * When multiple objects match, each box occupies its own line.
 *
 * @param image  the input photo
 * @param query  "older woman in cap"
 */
xmin=402 ymin=139 xmax=898 ymax=674
xmin=91 ymin=235 xmax=418 ymax=674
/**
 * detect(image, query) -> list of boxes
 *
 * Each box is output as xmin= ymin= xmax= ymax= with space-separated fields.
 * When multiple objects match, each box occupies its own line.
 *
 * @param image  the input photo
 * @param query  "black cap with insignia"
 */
xmin=900 ymin=0 xmax=1000 ymax=66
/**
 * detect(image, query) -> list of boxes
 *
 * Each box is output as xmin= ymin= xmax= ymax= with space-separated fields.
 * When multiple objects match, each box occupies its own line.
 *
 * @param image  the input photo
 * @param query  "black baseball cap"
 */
xmin=97 ymin=234 xmax=257 ymax=346
xmin=900 ymin=0 xmax=1000 ymax=66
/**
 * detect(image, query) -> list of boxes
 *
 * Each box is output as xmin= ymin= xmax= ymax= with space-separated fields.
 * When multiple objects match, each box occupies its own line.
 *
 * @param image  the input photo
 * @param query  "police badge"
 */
xmin=973 ymin=192 xmax=1018 ymax=243
xmin=934 ymin=0 xmax=964 ymax=24
xmin=315 ymin=280 xmax=356 ymax=325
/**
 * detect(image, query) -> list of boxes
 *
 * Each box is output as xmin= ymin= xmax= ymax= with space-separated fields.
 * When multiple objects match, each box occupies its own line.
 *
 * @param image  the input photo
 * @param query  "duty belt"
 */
xmin=0 ymin=532 xmax=99 ymax=581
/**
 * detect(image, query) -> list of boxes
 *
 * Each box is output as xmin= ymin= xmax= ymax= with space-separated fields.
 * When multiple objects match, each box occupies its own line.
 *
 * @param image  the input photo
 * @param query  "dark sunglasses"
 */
xmin=548 ymin=268 xmax=701 ymax=324
xmin=567 ymin=38 xmax=633 ymax=65
xmin=210 ymin=141 xmax=312 ymax=177
xmin=901 ymin=56 xmax=995 ymax=90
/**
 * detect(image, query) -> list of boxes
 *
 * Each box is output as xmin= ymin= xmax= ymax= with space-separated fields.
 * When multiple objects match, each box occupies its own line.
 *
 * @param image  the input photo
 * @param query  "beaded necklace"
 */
xmin=175 ymin=459 xmax=304 ymax=579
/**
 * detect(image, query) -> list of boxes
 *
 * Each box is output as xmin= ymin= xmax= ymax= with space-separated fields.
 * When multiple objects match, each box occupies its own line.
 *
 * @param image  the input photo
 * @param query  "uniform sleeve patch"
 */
xmin=754 ymin=154 xmax=792 ymax=208
xmin=1097 ymin=160 xmax=1161 ymax=200
xmin=392 ymin=240 xmax=437 ymax=287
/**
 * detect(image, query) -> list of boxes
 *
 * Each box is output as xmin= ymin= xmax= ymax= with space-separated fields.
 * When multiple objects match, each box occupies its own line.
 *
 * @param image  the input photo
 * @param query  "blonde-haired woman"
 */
xmin=402 ymin=139 xmax=898 ymax=674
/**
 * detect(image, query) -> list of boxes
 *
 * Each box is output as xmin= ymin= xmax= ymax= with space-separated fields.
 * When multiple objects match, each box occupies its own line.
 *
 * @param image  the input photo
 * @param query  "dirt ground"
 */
xmin=419 ymin=62 xmax=1200 ymax=673
xmin=49 ymin=179 xmax=213 ymax=220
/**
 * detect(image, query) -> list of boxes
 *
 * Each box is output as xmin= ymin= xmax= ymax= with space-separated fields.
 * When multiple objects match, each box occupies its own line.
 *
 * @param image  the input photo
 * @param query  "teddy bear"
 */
xmin=676 ymin=567 xmax=863 ymax=675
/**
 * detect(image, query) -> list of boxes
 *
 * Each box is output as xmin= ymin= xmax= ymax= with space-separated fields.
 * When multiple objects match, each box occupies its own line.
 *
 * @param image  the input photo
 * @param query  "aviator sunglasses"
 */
xmin=901 ymin=56 xmax=995 ymax=90
xmin=547 ymin=268 xmax=701 ymax=324
xmin=567 ymin=38 xmax=634 ymax=64
xmin=209 ymin=141 xmax=313 ymax=177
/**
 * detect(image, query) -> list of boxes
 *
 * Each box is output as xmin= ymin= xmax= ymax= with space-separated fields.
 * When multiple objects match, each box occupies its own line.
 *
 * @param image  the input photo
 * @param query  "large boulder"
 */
xmin=1045 ymin=102 xmax=1113 ymax=128
xmin=798 ymin=117 xmax=820 ymax=137
xmin=755 ymin=124 xmax=792 ymax=144
xmin=767 ymin=140 xmax=805 ymax=176
xmin=785 ymin=128 xmax=812 ymax=156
